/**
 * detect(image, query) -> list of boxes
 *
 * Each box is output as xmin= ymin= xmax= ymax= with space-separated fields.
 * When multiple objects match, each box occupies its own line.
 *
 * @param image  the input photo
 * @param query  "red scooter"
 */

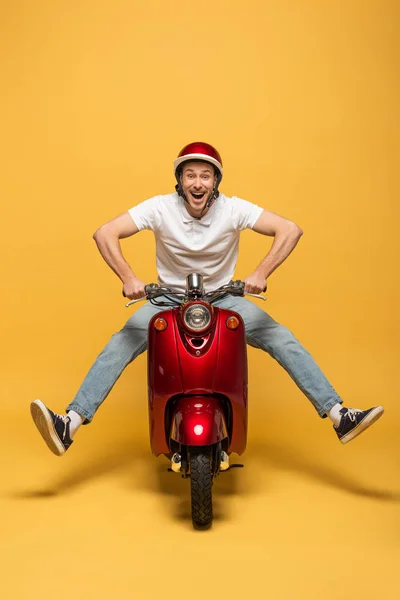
xmin=126 ymin=274 xmax=265 ymax=529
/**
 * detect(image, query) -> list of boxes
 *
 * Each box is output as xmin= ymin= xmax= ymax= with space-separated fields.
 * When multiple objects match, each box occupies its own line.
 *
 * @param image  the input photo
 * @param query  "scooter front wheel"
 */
xmin=190 ymin=447 xmax=213 ymax=530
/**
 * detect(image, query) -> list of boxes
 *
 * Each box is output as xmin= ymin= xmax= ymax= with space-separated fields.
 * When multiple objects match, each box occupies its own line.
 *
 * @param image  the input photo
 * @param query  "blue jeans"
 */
xmin=66 ymin=296 xmax=343 ymax=422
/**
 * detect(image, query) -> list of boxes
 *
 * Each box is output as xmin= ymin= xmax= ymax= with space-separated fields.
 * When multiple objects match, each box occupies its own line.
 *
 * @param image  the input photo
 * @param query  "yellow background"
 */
xmin=1 ymin=1 xmax=399 ymax=599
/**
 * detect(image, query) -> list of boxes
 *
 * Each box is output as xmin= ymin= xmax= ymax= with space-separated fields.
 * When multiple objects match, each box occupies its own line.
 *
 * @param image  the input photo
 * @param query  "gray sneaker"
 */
xmin=30 ymin=399 xmax=73 ymax=456
xmin=334 ymin=406 xmax=384 ymax=444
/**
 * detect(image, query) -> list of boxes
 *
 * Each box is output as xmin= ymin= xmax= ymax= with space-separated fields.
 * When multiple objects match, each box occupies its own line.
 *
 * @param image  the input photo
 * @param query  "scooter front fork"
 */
xmin=169 ymin=443 xmax=229 ymax=477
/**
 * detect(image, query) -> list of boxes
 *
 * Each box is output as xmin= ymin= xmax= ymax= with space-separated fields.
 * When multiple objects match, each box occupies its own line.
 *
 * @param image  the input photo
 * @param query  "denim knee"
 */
xmin=249 ymin=324 xmax=297 ymax=357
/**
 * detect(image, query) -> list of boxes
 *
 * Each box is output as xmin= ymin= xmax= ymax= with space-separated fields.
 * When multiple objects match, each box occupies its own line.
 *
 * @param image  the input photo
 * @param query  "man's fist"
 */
xmin=123 ymin=277 xmax=146 ymax=300
xmin=243 ymin=270 xmax=267 ymax=295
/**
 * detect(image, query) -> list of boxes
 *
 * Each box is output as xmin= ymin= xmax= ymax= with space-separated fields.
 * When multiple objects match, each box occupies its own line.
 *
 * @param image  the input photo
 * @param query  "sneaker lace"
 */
xmin=347 ymin=408 xmax=362 ymax=423
xmin=57 ymin=414 xmax=70 ymax=440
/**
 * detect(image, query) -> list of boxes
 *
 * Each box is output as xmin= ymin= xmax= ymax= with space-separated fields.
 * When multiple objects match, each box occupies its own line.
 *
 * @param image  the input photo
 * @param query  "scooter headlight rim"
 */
xmin=182 ymin=303 xmax=212 ymax=332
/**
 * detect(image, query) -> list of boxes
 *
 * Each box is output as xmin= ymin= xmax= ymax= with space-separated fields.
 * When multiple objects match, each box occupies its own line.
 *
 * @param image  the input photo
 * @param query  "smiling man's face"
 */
xmin=180 ymin=161 xmax=217 ymax=218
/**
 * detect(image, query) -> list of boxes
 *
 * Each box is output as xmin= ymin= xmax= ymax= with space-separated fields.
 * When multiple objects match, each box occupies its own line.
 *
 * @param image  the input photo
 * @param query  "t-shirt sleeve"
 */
xmin=128 ymin=195 xmax=161 ymax=231
xmin=231 ymin=196 xmax=264 ymax=231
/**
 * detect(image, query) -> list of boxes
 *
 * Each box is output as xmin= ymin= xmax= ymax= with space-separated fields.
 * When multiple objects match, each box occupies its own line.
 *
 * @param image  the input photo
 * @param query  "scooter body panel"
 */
xmin=169 ymin=396 xmax=228 ymax=446
xmin=147 ymin=305 xmax=248 ymax=456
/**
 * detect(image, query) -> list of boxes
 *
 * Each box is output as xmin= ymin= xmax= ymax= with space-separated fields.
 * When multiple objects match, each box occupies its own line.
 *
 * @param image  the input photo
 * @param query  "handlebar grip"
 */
xmin=240 ymin=280 xmax=266 ymax=293
xmin=240 ymin=279 xmax=266 ymax=293
xmin=123 ymin=283 xmax=159 ymax=298
xmin=145 ymin=283 xmax=159 ymax=294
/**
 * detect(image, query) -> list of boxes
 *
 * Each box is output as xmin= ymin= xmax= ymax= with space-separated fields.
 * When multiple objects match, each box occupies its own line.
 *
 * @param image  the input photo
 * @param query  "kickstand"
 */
xmin=222 ymin=463 xmax=244 ymax=472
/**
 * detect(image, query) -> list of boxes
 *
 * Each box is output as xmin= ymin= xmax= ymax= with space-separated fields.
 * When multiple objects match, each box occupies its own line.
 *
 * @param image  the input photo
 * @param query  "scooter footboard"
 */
xmin=169 ymin=396 xmax=228 ymax=446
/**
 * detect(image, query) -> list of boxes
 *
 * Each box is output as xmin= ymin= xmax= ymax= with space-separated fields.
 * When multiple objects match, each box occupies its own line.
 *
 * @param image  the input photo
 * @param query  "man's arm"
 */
xmin=93 ymin=212 xmax=146 ymax=299
xmin=244 ymin=210 xmax=303 ymax=294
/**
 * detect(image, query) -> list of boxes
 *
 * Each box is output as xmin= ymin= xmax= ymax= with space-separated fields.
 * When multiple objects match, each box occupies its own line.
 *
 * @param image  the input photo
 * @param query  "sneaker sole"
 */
xmin=340 ymin=406 xmax=384 ymax=444
xmin=30 ymin=399 xmax=66 ymax=456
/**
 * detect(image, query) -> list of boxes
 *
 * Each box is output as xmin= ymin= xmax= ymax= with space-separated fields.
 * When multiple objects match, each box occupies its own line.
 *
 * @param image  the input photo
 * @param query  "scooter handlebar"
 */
xmin=124 ymin=280 xmax=266 ymax=307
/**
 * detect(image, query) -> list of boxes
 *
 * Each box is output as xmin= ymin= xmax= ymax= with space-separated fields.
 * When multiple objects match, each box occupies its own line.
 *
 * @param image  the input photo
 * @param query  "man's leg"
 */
xmin=30 ymin=300 xmax=165 ymax=455
xmin=216 ymin=296 xmax=383 ymax=442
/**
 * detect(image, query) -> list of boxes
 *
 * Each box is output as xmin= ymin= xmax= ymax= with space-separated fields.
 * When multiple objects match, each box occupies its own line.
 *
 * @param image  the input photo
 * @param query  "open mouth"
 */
xmin=190 ymin=191 xmax=206 ymax=201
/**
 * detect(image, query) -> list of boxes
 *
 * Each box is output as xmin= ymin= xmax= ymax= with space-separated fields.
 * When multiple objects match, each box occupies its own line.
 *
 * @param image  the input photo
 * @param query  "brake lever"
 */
xmin=245 ymin=292 xmax=266 ymax=301
xmin=124 ymin=283 xmax=186 ymax=308
xmin=125 ymin=296 xmax=147 ymax=307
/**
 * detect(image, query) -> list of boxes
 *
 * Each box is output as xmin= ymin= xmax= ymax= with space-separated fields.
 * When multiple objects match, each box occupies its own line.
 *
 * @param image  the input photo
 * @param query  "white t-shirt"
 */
xmin=128 ymin=192 xmax=263 ymax=293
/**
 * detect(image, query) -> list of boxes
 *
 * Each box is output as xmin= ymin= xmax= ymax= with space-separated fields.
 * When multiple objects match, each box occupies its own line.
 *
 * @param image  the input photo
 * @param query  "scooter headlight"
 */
xmin=183 ymin=304 xmax=211 ymax=332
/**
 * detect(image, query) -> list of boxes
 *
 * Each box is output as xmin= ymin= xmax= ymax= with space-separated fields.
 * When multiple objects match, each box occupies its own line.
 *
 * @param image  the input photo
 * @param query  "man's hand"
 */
xmin=123 ymin=277 xmax=146 ymax=300
xmin=244 ymin=270 xmax=267 ymax=295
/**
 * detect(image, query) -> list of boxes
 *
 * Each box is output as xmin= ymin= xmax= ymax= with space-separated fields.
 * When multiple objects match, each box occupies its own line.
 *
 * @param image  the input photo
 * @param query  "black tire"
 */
xmin=190 ymin=447 xmax=213 ymax=530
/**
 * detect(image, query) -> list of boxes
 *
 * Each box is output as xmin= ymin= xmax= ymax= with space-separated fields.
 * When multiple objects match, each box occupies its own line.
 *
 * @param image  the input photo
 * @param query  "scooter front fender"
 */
xmin=170 ymin=396 xmax=228 ymax=446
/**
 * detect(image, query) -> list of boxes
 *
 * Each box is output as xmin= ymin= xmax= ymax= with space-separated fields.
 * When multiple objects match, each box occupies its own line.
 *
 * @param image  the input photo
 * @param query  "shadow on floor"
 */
xmin=250 ymin=441 xmax=400 ymax=502
xmin=10 ymin=438 xmax=141 ymax=498
xmin=9 ymin=437 xmax=399 ymax=505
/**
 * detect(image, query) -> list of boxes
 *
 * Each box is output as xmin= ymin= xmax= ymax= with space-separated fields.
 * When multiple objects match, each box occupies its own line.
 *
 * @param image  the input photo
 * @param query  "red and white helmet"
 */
xmin=174 ymin=141 xmax=223 ymax=181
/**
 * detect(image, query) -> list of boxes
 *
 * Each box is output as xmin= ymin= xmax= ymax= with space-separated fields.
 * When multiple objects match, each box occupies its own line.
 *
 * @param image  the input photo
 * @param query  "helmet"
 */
xmin=174 ymin=142 xmax=223 ymax=211
xmin=174 ymin=142 xmax=223 ymax=180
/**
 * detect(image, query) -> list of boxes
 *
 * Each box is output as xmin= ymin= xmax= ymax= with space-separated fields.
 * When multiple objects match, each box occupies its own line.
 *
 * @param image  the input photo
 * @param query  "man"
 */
xmin=31 ymin=142 xmax=384 ymax=465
